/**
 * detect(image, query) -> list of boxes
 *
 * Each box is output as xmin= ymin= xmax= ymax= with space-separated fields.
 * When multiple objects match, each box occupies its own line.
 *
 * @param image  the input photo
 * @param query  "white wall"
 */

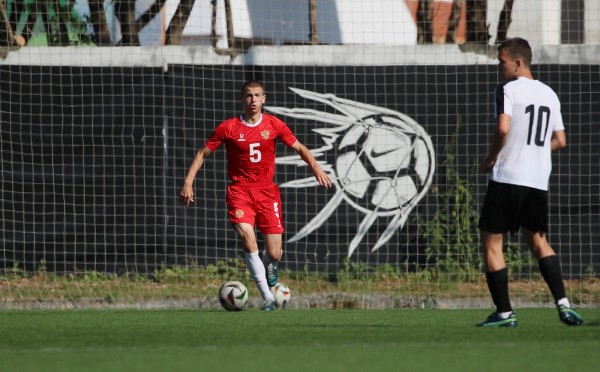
xmin=4 ymin=44 xmax=599 ymax=68
xmin=488 ymin=0 xmax=600 ymax=44
xmin=585 ymin=0 xmax=600 ymax=43
xmin=181 ymin=0 xmax=600 ymax=46
xmin=487 ymin=0 xmax=561 ymax=44
xmin=181 ymin=0 xmax=417 ymax=46
xmin=329 ymin=0 xmax=417 ymax=45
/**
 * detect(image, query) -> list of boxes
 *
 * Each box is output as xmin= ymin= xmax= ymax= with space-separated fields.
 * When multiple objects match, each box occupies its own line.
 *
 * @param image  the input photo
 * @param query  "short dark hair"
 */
xmin=498 ymin=37 xmax=532 ymax=68
xmin=240 ymin=80 xmax=264 ymax=96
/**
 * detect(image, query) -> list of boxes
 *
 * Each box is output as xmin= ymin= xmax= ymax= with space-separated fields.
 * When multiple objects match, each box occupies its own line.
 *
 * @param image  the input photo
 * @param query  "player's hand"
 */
xmin=480 ymin=156 xmax=495 ymax=174
xmin=180 ymin=184 xmax=195 ymax=207
xmin=314 ymin=168 xmax=333 ymax=189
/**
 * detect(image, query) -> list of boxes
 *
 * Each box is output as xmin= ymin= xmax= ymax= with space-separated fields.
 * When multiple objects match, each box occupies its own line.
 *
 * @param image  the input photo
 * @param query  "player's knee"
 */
xmin=268 ymin=250 xmax=282 ymax=262
xmin=529 ymin=244 xmax=555 ymax=260
xmin=237 ymin=232 xmax=258 ymax=252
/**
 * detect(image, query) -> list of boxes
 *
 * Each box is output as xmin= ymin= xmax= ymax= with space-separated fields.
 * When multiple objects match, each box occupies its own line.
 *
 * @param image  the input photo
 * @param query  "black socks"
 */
xmin=486 ymin=268 xmax=512 ymax=313
xmin=538 ymin=255 xmax=566 ymax=303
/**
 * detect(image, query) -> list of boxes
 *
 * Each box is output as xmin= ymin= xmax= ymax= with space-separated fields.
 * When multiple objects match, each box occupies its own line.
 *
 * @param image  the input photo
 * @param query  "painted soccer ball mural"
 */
xmin=334 ymin=114 xmax=431 ymax=215
xmin=268 ymin=88 xmax=435 ymax=257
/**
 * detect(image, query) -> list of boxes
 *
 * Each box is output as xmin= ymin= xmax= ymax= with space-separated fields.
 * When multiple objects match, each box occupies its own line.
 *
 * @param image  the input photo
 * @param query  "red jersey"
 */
xmin=204 ymin=113 xmax=298 ymax=184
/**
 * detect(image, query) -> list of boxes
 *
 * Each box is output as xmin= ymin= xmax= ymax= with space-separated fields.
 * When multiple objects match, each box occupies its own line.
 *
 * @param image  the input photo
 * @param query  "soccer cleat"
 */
xmin=558 ymin=305 xmax=584 ymax=326
xmin=476 ymin=312 xmax=517 ymax=327
xmin=261 ymin=300 xmax=276 ymax=311
xmin=266 ymin=261 xmax=279 ymax=288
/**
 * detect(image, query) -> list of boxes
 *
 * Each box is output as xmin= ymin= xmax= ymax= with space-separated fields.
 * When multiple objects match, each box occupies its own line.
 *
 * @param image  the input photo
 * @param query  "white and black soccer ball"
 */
xmin=218 ymin=281 xmax=248 ymax=311
xmin=271 ymin=282 xmax=291 ymax=309
xmin=334 ymin=114 xmax=434 ymax=215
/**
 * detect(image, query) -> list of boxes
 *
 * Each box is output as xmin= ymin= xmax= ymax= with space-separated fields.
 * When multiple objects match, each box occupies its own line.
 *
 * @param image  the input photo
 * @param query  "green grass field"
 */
xmin=0 ymin=308 xmax=598 ymax=372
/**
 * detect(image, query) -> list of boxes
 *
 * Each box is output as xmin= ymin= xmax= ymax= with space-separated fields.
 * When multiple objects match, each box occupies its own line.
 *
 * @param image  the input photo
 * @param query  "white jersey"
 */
xmin=490 ymin=77 xmax=565 ymax=191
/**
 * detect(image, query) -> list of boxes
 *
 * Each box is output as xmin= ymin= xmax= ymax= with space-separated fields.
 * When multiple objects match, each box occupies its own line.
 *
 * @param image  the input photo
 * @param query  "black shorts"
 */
xmin=478 ymin=180 xmax=549 ymax=235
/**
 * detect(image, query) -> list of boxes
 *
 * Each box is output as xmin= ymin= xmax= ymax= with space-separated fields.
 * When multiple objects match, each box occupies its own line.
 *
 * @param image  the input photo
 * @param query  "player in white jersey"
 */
xmin=476 ymin=38 xmax=583 ymax=327
xmin=489 ymin=76 xmax=563 ymax=190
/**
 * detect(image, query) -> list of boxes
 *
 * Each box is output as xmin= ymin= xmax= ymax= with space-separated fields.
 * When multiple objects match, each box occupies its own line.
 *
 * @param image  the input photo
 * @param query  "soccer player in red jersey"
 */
xmin=180 ymin=80 xmax=332 ymax=310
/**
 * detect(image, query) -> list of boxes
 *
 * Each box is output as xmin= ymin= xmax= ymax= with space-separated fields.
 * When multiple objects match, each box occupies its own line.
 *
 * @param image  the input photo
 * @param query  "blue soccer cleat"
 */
xmin=266 ymin=261 xmax=279 ymax=288
xmin=558 ymin=305 xmax=584 ymax=326
xmin=476 ymin=312 xmax=518 ymax=327
xmin=261 ymin=300 xmax=276 ymax=311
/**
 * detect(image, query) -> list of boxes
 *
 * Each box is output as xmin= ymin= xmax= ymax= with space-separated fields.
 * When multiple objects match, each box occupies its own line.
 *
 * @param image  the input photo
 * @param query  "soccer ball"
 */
xmin=218 ymin=281 xmax=248 ymax=311
xmin=271 ymin=282 xmax=291 ymax=309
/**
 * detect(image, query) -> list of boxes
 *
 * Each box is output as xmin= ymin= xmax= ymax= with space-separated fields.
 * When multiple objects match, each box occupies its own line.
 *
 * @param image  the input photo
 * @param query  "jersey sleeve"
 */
xmin=494 ymin=82 xmax=512 ymax=117
xmin=551 ymin=94 xmax=565 ymax=132
xmin=204 ymin=122 xmax=227 ymax=152
xmin=274 ymin=116 xmax=298 ymax=147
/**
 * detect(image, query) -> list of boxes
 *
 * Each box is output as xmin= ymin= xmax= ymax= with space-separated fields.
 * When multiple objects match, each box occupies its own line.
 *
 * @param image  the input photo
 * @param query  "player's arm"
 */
xmin=290 ymin=141 xmax=333 ymax=189
xmin=480 ymin=113 xmax=511 ymax=173
xmin=551 ymin=130 xmax=566 ymax=151
xmin=180 ymin=146 xmax=213 ymax=207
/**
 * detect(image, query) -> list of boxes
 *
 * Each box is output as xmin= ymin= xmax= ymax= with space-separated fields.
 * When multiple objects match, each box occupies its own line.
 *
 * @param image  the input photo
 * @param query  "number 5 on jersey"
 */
xmin=249 ymin=143 xmax=262 ymax=163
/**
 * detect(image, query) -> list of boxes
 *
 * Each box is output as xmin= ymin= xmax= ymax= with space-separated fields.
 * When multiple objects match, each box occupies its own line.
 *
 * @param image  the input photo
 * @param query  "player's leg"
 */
xmin=227 ymin=185 xmax=275 ymax=309
xmin=233 ymin=223 xmax=276 ymax=309
xmin=520 ymin=188 xmax=582 ymax=325
xmin=255 ymin=184 xmax=284 ymax=288
xmin=477 ymin=181 xmax=516 ymax=327
xmin=482 ymin=233 xmax=511 ymax=317
xmin=263 ymin=233 xmax=282 ymax=287
xmin=263 ymin=233 xmax=283 ymax=262
xmin=523 ymin=228 xmax=583 ymax=325
xmin=477 ymin=231 xmax=516 ymax=327
xmin=524 ymin=229 xmax=565 ymax=300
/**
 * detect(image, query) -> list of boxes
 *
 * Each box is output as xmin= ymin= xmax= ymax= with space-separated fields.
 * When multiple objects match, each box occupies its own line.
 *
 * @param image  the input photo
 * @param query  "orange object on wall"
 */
xmin=404 ymin=0 xmax=467 ymax=44
xmin=432 ymin=1 xmax=453 ymax=44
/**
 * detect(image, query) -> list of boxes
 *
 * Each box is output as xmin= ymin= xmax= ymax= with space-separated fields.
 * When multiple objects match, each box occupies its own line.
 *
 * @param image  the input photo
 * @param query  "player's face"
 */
xmin=241 ymin=86 xmax=266 ymax=116
xmin=498 ymin=49 xmax=518 ymax=82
